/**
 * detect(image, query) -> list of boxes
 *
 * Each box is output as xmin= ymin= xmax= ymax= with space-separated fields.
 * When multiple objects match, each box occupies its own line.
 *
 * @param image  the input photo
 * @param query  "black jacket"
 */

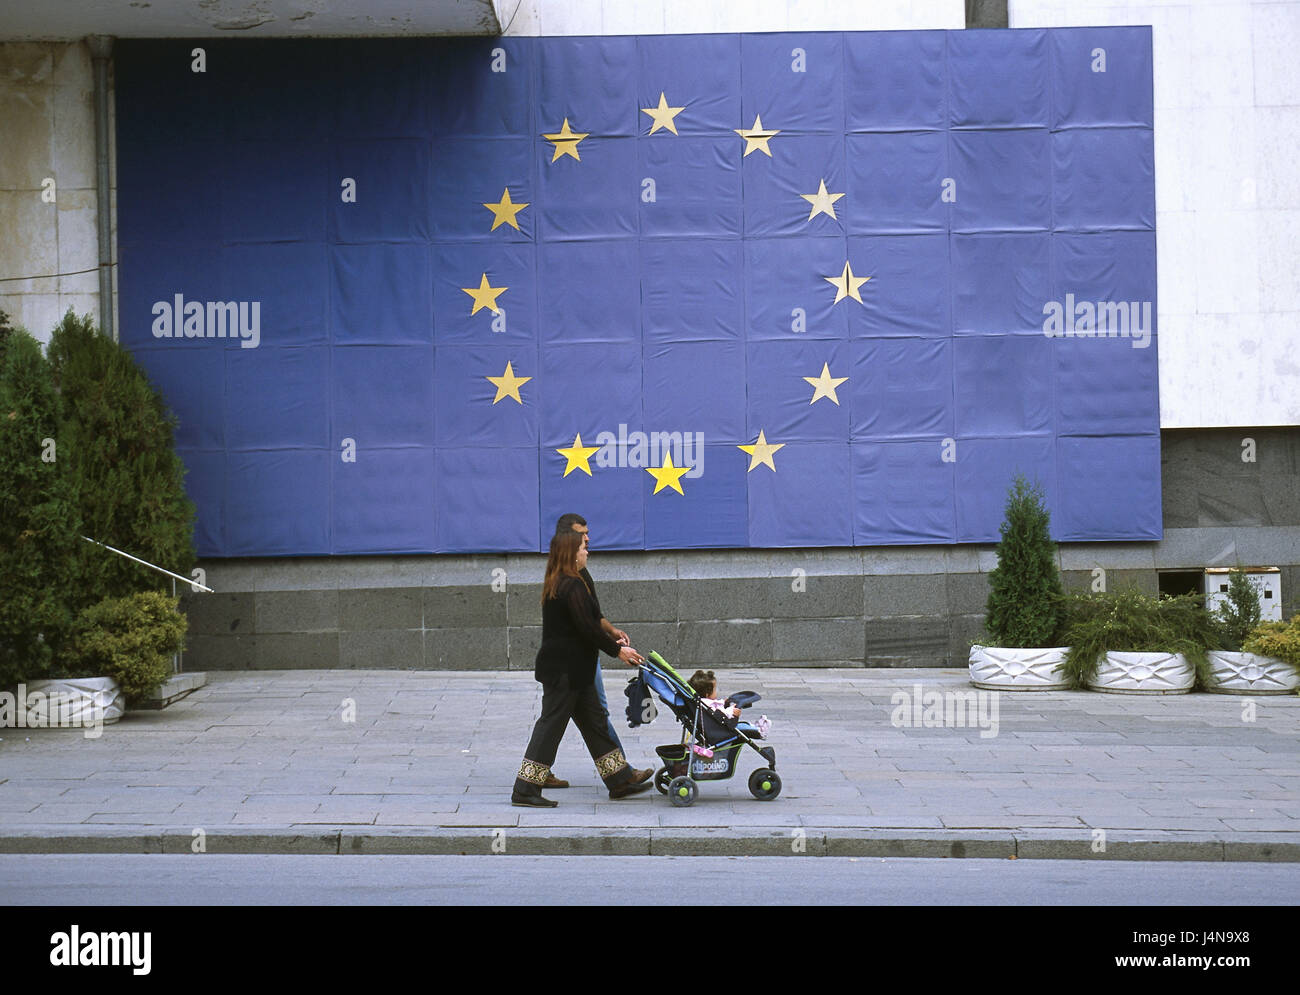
xmin=535 ymin=573 xmax=620 ymax=686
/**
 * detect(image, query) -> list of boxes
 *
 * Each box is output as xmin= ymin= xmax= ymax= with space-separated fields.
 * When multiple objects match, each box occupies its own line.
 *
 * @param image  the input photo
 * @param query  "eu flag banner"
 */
xmin=114 ymin=28 xmax=1159 ymax=556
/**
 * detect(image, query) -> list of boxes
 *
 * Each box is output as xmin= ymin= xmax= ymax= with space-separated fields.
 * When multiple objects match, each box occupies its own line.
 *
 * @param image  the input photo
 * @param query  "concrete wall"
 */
xmin=0 ymin=41 xmax=116 ymax=346
xmin=5 ymin=4 xmax=1298 ymax=674
xmin=1010 ymin=0 xmax=1300 ymax=428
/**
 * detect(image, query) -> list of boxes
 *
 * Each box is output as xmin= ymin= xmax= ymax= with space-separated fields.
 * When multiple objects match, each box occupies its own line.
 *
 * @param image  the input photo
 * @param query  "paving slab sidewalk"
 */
xmin=1 ymin=668 xmax=1297 ymax=860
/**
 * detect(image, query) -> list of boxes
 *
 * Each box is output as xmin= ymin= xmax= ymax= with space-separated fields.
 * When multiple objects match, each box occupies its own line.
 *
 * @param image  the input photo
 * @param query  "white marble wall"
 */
xmin=1010 ymin=0 xmax=1300 ymax=428
xmin=498 ymin=0 xmax=964 ymax=35
xmin=0 ymin=41 xmax=116 ymax=347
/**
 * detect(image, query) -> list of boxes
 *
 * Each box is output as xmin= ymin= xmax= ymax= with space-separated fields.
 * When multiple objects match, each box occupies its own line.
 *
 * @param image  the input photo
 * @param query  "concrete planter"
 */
xmin=1203 ymin=651 xmax=1300 ymax=695
xmin=968 ymin=645 xmax=1070 ymax=690
xmin=20 ymin=677 xmax=124 ymax=726
xmin=1086 ymin=652 xmax=1194 ymax=695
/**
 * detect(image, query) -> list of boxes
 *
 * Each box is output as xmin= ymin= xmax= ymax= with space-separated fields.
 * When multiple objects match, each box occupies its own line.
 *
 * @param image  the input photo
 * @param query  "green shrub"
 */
xmin=1059 ymin=588 xmax=1223 ymax=689
xmin=47 ymin=310 xmax=196 ymax=607
xmin=1243 ymin=617 xmax=1300 ymax=676
xmin=982 ymin=475 xmax=1064 ymax=647
xmin=1215 ymin=569 xmax=1262 ymax=652
xmin=68 ymin=591 xmax=187 ymax=703
xmin=0 ymin=331 xmax=85 ymax=687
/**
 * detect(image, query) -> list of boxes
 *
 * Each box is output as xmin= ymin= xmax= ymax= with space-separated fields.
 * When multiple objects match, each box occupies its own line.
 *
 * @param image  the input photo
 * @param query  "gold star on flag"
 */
xmin=734 ymin=114 xmax=780 ymax=157
xmin=542 ymin=118 xmax=588 ymax=162
xmin=824 ymin=261 xmax=870 ymax=305
xmin=483 ymin=188 xmax=528 ymax=231
xmin=557 ymin=433 xmax=600 ymax=477
xmin=641 ymin=92 xmax=685 ymax=135
xmin=486 ymin=361 xmax=531 ymax=405
xmin=738 ymin=430 xmax=785 ymax=472
xmin=804 ymin=363 xmax=848 ymax=406
xmin=801 ymin=179 xmax=845 ymax=221
xmin=646 ymin=453 xmax=690 ymax=495
xmin=462 ymin=273 xmax=507 ymax=315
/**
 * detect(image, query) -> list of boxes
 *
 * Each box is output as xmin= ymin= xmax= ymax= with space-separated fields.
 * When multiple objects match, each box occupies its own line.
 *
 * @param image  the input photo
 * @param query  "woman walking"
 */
xmin=511 ymin=530 xmax=654 ymax=807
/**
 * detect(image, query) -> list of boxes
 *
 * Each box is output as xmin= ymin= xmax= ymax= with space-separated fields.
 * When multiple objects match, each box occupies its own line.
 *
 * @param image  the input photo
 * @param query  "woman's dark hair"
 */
xmin=688 ymin=670 xmax=716 ymax=697
xmin=541 ymin=530 xmax=583 ymax=603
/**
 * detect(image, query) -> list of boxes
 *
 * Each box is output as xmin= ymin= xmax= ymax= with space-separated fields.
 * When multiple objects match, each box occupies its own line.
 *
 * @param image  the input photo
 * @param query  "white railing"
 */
xmin=81 ymin=536 xmax=213 ymax=673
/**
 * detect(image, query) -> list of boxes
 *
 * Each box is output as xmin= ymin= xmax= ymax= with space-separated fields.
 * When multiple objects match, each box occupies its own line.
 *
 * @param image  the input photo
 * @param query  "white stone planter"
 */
xmin=20 ymin=677 xmax=123 ymax=727
xmin=1086 ymin=652 xmax=1194 ymax=694
xmin=1203 ymin=651 xmax=1300 ymax=695
xmin=968 ymin=645 xmax=1070 ymax=690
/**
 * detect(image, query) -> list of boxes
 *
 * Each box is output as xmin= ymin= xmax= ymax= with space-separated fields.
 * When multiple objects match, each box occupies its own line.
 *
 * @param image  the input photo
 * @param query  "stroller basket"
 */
xmin=654 ymin=742 xmax=745 ymax=781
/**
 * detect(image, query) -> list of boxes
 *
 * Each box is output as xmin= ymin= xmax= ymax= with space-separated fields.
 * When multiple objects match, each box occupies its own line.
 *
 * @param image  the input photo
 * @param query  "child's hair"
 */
xmin=688 ymin=670 xmax=716 ymax=698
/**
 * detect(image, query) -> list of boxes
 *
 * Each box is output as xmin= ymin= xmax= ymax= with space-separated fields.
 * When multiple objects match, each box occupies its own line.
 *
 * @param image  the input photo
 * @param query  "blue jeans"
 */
xmin=593 ymin=660 xmax=624 ymax=751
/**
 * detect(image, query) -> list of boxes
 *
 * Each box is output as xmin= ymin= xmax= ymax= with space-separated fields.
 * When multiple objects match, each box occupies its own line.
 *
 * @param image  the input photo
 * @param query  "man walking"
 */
xmin=544 ymin=513 xmax=652 ymax=790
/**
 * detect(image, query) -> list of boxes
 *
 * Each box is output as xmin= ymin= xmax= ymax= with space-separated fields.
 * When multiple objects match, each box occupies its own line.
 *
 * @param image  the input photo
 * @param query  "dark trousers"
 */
xmin=513 ymin=673 xmax=632 ymax=796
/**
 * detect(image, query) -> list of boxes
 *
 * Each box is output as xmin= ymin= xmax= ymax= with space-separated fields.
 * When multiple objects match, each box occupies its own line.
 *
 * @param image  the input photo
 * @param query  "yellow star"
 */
xmin=486 ymin=361 xmax=531 ymax=405
xmin=738 ymin=430 xmax=785 ymax=473
xmin=556 ymin=433 xmax=601 ymax=477
xmin=541 ymin=118 xmax=589 ymax=162
xmin=734 ymin=114 xmax=780 ymax=157
xmin=462 ymin=273 xmax=507 ymax=316
xmin=641 ymin=91 xmax=686 ymax=135
xmin=800 ymin=179 xmax=845 ymax=221
xmin=824 ymin=260 xmax=870 ymax=305
xmin=483 ymin=188 xmax=528 ymax=231
xmin=646 ymin=452 xmax=690 ymax=495
xmin=804 ymin=363 xmax=848 ymax=406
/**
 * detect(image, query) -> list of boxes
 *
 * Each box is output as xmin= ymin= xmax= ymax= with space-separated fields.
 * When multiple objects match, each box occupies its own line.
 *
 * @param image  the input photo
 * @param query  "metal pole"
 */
xmin=80 ymin=536 xmax=214 ymax=592
xmin=87 ymin=35 xmax=115 ymax=341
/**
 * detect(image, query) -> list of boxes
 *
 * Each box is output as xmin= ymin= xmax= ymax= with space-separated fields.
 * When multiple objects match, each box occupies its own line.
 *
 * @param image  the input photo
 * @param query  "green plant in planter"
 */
xmin=68 ymin=591 xmax=187 ymax=705
xmin=1242 ymin=616 xmax=1300 ymax=678
xmin=981 ymin=475 xmax=1064 ymax=647
xmin=1215 ymin=569 xmax=1262 ymax=652
xmin=1059 ymin=588 xmax=1222 ymax=689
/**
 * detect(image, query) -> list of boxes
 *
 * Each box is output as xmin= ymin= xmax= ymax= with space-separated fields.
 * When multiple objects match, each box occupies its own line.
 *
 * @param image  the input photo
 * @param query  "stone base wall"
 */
xmin=179 ymin=524 xmax=1300 ymax=672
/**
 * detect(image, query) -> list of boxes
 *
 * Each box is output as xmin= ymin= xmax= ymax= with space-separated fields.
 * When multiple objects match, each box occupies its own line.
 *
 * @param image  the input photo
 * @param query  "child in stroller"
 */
xmin=687 ymin=669 xmax=772 ymax=738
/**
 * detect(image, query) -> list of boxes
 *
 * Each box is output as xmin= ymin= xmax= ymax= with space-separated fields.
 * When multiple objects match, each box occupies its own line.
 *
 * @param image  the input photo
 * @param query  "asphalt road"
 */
xmin=2 ymin=854 xmax=1298 ymax=906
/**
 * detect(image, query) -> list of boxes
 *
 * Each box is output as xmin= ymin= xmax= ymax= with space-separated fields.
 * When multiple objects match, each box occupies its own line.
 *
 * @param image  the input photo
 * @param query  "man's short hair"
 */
xmin=554 ymin=513 xmax=587 ymax=536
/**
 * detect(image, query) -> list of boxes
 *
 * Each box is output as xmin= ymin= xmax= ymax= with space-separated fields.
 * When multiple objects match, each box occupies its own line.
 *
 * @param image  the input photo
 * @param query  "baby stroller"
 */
xmin=633 ymin=651 xmax=780 ymax=807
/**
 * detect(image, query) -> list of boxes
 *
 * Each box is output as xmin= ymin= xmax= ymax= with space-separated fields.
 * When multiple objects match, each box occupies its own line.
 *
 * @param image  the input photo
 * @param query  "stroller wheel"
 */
xmin=748 ymin=768 xmax=782 ymax=801
xmin=667 ymin=775 xmax=697 ymax=807
xmin=654 ymin=767 xmax=672 ymax=795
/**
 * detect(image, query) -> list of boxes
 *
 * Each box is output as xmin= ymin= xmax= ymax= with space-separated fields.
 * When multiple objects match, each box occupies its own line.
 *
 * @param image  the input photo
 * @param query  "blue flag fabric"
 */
xmin=114 ymin=28 xmax=1159 ymax=555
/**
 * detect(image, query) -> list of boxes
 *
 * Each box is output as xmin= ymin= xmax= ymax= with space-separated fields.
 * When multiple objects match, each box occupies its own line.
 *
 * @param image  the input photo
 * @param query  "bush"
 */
xmin=982 ymin=475 xmax=1064 ymax=647
xmin=47 ymin=310 xmax=196 ymax=608
xmin=1215 ymin=569 xmax=1262 ymax=652
xmin=1243 ymin=617 xmax=1300 ymax=676
xmin=1059 ymin=588 xmax=1223 ymax=689
xmin=68 ymin=591 xmax=187 ymax=703
xmin=0 ymin=331 xmax=85 ymax=688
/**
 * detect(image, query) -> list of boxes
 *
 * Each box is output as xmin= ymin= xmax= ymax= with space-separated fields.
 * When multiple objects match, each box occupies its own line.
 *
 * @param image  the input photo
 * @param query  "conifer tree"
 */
xmin=1217 ymin=568 xmax=1262 ymax=651
xmin=984 ymin=475 xmax=1063 ymax=647
xmin=0 ymin=330 xmax=84 ymax=685
xmin=47 ymin=310 xmax=196 ymax=606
